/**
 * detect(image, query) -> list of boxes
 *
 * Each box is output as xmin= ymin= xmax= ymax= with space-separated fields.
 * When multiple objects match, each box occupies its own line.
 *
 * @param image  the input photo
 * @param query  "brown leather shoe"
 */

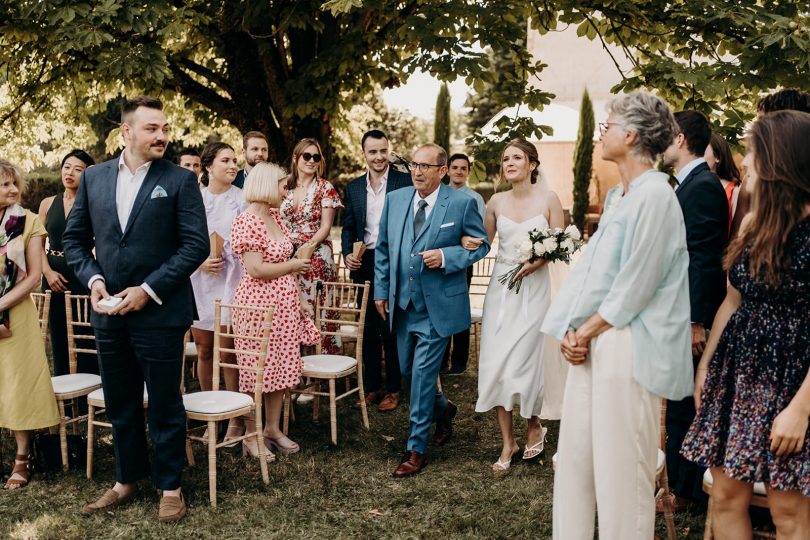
xmin=377 ymin=392 xmax=400 ymax=412
xmin=354 ymin=390 xmax=384 ymax=409
xmin=392 ymin=450 xmax=427 ymax=478
xmin=159 ymin=492 xmax=187 ymax=523
xmin=433 ymin=400 xmax=457 ymax=446
xmin=81 ymin=487 xmax=138 ymax=515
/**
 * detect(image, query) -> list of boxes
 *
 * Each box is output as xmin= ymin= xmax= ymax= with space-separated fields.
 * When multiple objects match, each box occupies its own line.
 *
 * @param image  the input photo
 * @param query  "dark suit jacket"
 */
xmin=64 ymin=156 xmax=209 ymax=329
xmin=341 ymin=167 xmax=412 ymax=279
xmin=232 ymin=169 xmax=246 ymax=189
xmin=675 ymin=161 xmax=729 ymax=327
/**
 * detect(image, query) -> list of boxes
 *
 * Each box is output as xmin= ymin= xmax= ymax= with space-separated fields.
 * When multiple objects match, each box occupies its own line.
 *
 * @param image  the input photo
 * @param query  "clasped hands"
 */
xmin=560 ymin=330 xmax=590 ymax=365
xmin=90 ymin=280 xmax=149 ymax=316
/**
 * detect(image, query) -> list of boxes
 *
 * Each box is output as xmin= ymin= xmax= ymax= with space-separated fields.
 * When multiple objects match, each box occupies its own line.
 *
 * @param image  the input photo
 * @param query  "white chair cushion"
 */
xmin=656 ymin=449 xmax=665 ymax=475
xmin=703 ymin=468 xmax=767 ymax=496
xmin=340 ymin=324 xmax=358 ymax=337
xmin=51 ymin=373 xmax=102 ymax=395
xmin=470 ymin=307 xmax=483 ymax=320
xmin=183 ymin=391 xmax=252 ymax=414
xmin=88 ymin=385 xmax=148 ymax=404
xmin=302 ymin=354 xmax=357 ymax=374
xmin=185 ymin=341 xmax=198 ymax=359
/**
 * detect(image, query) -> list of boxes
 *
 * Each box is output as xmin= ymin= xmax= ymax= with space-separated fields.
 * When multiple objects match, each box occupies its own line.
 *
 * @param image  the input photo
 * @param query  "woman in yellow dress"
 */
xmin=0 ymin=159 xmax=60 ymax=489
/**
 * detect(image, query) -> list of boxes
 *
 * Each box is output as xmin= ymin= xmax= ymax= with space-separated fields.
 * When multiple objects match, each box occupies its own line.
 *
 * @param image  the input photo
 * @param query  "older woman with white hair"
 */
xmin=541 ymin=92 xmax=693 ymax=539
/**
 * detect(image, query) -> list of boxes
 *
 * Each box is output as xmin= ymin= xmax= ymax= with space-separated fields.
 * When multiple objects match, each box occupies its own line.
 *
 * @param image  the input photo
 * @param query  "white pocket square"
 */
xmin=150 ymin=186 xmax=168 ymax=199
xmin=439 ymin=222 xmax=455 ymax=228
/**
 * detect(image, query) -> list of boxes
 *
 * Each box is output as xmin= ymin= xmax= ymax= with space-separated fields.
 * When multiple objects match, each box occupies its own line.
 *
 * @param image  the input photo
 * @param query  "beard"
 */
xmin=247 ymin=156 xmax=266 ymax=167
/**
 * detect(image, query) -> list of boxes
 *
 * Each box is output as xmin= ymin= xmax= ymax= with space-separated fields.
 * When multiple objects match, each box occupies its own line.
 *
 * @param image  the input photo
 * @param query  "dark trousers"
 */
xmin=95 ymin=325 xmax=186 ymax=490
xmin=665 ymin=355 xmax=707 ymax=502
xmin=443 ymin=266 xmax=474 ymax=371
xmin=353 ymin=249 xmax=401 ymax=394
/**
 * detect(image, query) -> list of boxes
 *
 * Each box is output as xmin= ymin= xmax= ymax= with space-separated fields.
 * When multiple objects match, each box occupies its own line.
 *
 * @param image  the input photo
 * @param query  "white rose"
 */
xmin=542 ymin=237 xmax=558 ymax=253
xmin=533 ymin=241 xmax=547 ymax=256
xmin=564 ymin=224 xmax=582 ymax=241
xmin=517 ymin=239 xmax=533 ymax=259
xmin=561 ymin=238 xmax=575 ymax=253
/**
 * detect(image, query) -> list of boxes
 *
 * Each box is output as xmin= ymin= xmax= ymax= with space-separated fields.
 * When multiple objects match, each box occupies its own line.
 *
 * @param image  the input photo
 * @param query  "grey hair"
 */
xmin=607 ymin=92 xmax=678 ymax=165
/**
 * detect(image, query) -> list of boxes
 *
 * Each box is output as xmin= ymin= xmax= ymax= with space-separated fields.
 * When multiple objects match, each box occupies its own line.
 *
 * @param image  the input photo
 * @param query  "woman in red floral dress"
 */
xmin=279 ymin=138 xmax=343 ymax=354
xmin=231 ymin=162 xmax=319 ymax=460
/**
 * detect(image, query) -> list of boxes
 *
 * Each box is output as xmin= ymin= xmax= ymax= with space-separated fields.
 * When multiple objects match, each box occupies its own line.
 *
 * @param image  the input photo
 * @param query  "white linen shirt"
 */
xmin=364 ymin=167 xmax=389 ymax=249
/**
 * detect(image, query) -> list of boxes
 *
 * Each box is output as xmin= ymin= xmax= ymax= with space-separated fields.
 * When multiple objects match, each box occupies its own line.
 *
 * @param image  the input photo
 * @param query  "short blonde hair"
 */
xmin=0 ymin=159 xmax=26 ymax=193
xmin=244 ymin=162 xmax=286 ymax=206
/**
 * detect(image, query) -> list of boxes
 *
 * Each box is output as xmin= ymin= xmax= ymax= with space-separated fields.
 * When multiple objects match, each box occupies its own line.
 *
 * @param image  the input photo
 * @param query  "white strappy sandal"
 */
xmin=522 ymin=426 xmax=549 ymax=462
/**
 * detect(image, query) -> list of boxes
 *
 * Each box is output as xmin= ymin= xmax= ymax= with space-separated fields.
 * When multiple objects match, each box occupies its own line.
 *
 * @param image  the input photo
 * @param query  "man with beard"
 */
xmin=232 ymin=131 xmax=268 ymax=189
xmin=64 ymin=96 xmax=208 ymax=522
xmin=341 ymin=129 xmax=411 ymax=411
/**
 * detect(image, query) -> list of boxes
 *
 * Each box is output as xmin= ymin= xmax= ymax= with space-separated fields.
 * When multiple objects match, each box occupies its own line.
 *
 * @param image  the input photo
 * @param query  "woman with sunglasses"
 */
xmin=279 ymin=138 xmax=343 ymax=354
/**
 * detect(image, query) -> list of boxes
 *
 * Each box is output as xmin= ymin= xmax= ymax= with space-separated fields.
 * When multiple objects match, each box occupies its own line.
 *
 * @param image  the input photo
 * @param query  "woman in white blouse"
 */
xmin=542 ymin=92 xmax=693 ymax=540
xmin=190 ymin=142 xmax=248 ymax=444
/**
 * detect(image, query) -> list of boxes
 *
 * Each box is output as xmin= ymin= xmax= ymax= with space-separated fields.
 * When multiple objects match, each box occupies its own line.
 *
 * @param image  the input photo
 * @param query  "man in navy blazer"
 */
xmin=374 ymin=144 xmax=489 ymax=477
xmin=662 ymin=110 xmax=729 ymax=509
xmin=64 ymin=96 xmax=209 ymax=522
xmin=341 ymin=130 xmax=412 ymax=412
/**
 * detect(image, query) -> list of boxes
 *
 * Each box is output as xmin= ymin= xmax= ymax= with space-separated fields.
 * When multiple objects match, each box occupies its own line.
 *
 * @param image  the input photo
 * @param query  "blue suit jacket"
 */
xmin=374 ymin=182 xmax=490 ymax=337
xmin=63 ymin=156 xmax=209 ymax=329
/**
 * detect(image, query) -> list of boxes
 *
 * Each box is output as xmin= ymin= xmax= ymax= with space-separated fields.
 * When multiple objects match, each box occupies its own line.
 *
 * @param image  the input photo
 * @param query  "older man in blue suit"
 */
xmin=375 ymin=143 xmax=489 ymax=477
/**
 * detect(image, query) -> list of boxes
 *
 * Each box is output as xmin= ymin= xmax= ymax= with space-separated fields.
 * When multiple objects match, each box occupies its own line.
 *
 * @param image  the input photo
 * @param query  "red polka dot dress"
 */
xmin=231 ymin=210 xmax=319 ymax=394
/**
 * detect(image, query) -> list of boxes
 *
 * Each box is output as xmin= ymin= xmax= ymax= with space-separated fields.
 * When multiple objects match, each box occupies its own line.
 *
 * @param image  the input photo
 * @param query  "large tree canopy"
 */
xmin=0 ymin=1 xmax=808 ymax=171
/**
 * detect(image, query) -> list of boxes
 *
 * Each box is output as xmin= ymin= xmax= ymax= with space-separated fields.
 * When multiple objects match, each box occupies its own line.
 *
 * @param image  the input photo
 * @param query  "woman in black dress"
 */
xmin=681 ymin=110 xmax=810 ymax=539
xmin=37 ymin=149 xmax=96 ymax=376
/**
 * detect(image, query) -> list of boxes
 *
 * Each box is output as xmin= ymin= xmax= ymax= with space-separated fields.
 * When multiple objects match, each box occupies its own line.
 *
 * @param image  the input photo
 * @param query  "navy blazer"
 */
xmin=341 ymin=167 xmax=412 ymax=273
xmin=63 ymin=156 xmax=209 ymax=329
xmin=675 ymin=161 xmax=729 ymax=327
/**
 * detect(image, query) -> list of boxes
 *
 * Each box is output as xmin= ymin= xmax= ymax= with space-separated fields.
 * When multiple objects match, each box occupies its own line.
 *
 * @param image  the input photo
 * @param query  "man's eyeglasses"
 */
xmin=406 ymin=161 xmax=443 ymax=172
xmin=598 ymin=122 xmax=623 ymax=136
xmin=301 ymin=152 xmax=322 ymax=163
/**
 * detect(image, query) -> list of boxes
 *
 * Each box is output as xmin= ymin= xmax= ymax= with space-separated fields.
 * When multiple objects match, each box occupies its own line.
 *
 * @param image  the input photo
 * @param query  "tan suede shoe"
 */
xmin=81 ymin=487 xmax=138 ymax=515
xmin=159 ymin=492 xmax=186 ymax=523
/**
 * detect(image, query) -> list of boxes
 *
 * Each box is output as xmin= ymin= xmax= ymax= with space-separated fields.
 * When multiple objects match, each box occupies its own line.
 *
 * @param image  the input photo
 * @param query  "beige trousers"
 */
xmin=552 ymin=326 xmax=661 ymax=540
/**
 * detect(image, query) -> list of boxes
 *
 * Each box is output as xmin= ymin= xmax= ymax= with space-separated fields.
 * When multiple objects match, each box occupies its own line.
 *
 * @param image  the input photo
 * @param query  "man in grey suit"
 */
xmin=64 ymin=96 xmax=209 ymax=522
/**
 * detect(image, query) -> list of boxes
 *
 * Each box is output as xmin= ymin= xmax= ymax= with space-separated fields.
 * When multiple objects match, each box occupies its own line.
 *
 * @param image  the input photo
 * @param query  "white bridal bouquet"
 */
xmin=498 ymin=224 xmax=584 ymax=293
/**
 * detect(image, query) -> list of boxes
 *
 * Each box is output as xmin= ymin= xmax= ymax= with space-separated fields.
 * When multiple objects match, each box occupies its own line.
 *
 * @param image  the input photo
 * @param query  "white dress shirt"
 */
xmin=88 ymin=153 xmax=162 ymax=304
xmin=674 ymin=157 xmax=706 ymax=189
xmin=364 ymin=167 xmax=388 ymax=249
xmin=411 ymin=186 xmax=445 ymax=267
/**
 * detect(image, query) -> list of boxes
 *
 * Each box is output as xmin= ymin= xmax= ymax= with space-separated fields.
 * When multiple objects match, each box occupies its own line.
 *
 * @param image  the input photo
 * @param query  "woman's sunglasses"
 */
xmin=301 ymin=152 xmax=322 ymax=163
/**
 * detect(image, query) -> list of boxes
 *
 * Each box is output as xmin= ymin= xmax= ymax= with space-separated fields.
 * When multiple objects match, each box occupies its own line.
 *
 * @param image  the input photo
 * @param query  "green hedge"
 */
xmin=22 ymin=174 xmax=62 ymax=212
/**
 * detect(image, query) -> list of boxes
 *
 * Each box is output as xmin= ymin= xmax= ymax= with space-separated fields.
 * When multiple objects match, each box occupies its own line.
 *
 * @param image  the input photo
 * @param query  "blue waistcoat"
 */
xmin=396 ymin=204 xmax=434 ymax=312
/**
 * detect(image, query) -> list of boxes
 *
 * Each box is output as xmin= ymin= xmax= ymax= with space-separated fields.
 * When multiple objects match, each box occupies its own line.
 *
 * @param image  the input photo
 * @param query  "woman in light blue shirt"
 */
xmin=541 ymin=92 xmax=692 ymax=540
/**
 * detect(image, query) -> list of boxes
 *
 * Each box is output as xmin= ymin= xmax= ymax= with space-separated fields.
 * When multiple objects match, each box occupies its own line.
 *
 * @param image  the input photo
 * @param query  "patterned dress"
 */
xmin=231 ymin=210 xmax=319 ymax=394
xmin=279 ymin=178 xmax=343 ymax=354
xmin=681 ymin=216 xmax=810 ymax=496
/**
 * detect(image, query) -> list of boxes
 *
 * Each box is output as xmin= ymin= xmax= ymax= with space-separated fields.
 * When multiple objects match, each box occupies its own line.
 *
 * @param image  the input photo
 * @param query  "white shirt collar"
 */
xmin=413 ymin=184 xmax=441 ymax=211
xmin=117 ymin=151 xmax=153 ymax=175
xmin=366 ymin=166 xmax=389 ymax=193
xmin=674 ymin=157 xmax=706 ymax=184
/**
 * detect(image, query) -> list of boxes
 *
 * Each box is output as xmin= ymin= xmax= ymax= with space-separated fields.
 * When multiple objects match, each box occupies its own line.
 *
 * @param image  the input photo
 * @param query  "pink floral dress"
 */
xmin=231 ymin=210 xmax=319 ymax=394
xmin=279 ymin=178 xmax=343 ymax=354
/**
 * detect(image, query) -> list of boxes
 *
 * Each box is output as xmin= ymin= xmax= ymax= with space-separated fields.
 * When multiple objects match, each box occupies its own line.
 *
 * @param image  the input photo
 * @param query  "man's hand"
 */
xmin=108 ymin=286 xmax=150 ymax=316
xmin=200 ymin=257 xmax=224 ymax=275
xmin=344 ymin=253 xmax=362 ymax=271
xmin=460 ymin=236 xmax=484 ymax=251
xmin=561 ymin=330 xmax=589 ymax=365
xmin=375 ymin=300 xmax=389 ymax=320
xmin=691 ymin=323 xmax=707 ymax=357
xmin=419 ymin=249 xmax=443 ymax=269
xmin=90 ymin=279 xmax=111 ymax=314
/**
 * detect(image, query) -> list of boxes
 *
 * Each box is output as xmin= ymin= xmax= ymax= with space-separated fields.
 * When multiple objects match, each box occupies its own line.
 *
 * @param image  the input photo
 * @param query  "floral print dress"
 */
xmin=279 ymin=178 xmax=343 ymax=354
xmin=681 ymin=216 xmax=810 ymax=496
xmin=231 ymin=210 xmax=319 ymax=393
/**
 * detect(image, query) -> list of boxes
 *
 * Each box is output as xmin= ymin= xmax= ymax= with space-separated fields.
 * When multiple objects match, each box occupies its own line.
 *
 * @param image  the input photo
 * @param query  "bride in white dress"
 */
xmin=465 ymin=139 xmax=565 ymax=473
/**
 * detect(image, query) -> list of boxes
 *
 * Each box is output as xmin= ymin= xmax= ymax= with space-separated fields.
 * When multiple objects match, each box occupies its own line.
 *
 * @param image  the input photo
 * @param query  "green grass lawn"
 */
xmin=1 ymin=369 xmax=707 ymax=539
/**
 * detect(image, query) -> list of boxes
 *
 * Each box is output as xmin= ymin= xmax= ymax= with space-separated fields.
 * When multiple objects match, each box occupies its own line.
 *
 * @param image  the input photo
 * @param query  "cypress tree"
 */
xmin=434 ymin=82 xmax=451 ymax=153
xmin=572 ymin=89 xmax=595 ymax=232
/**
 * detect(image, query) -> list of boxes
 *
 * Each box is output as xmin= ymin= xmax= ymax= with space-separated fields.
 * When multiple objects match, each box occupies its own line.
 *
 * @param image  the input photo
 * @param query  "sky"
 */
xmin=382 ymin=71 xmax=470 ymax=119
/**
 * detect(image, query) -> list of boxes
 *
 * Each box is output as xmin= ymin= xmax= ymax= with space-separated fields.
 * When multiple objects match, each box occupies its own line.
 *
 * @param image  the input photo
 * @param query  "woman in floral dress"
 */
xmin=681 ymin=110 xmax=810 ymax=538
xmin=231 ymin=162 xmax=319 ymax=460
xmin=279 ymin=138 xmax=343 ymax=354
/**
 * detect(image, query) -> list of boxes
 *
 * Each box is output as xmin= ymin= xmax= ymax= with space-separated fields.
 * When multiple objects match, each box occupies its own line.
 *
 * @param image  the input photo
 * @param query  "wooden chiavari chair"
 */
xmin=31 ymin=290 xmax=52 ymax=342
